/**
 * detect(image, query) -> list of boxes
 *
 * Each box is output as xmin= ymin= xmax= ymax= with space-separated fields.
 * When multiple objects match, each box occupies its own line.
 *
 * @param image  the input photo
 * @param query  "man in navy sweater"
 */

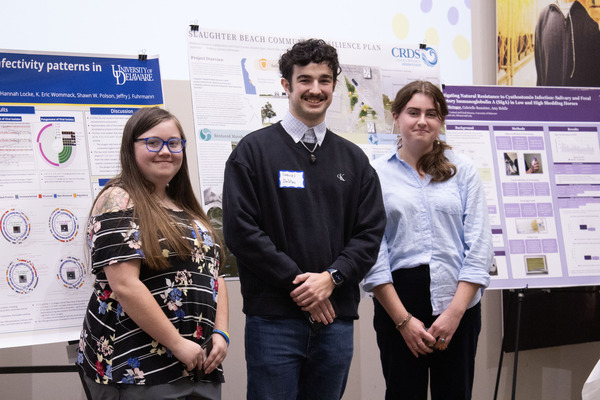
xmin=223 ymin=38 xmax=385 ymax=400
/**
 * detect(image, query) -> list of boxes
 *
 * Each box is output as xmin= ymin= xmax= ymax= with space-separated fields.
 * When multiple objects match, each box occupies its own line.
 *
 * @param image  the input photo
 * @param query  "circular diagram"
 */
xmin=6 ymin=259 xmax=38 ymax=294
xmin=1 ymin=209 xmax=31 ymax=244
xmin=36 ymin=123 xmax=77 ymax=167
xmin=48 ymin=208 xmax=79 ymax=242
xmin=56 ymin=256 xmax=86 ymax=289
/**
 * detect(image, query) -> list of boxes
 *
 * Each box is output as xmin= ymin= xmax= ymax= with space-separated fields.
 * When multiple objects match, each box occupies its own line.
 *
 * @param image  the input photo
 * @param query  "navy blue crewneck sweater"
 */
xmin=223 ymin=122 xmax=385 ymax=319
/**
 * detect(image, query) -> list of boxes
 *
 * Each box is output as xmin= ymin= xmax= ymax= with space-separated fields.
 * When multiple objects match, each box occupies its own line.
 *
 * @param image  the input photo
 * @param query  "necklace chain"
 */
xmin=299 ymin=140 xmax=317 ymax=154
xmin=299 ymin=141 xmax=318 ymax=164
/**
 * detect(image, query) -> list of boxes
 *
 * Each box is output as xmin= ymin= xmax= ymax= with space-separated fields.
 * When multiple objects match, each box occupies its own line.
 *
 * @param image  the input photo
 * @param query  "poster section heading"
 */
xmin=0 ymin=106 xmax=137 ymax=119
xmin=0 ymin=50 xmax=163 ymax=105
xmin=445 ymin=85 xmax=600 ymax=122
xmin=445 ymin=85 xmax=600 ymax=290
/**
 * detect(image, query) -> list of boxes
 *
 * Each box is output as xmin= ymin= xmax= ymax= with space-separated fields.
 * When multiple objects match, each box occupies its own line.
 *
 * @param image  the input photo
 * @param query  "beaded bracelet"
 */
xmin=212 ymin=329 xmax=230 ymax=347
xmin=395 ymin=313 xmax=412 ymax=331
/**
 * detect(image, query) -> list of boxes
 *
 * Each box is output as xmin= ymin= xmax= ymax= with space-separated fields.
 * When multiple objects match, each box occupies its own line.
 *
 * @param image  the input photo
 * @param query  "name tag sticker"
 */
xmin=279 ymin=170 xmax=305 ymax=188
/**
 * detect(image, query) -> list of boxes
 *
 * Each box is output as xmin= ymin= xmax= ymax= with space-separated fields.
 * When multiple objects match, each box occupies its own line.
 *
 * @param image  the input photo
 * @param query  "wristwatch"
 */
xmin=327 ymin=268 xmax=344 ymax=287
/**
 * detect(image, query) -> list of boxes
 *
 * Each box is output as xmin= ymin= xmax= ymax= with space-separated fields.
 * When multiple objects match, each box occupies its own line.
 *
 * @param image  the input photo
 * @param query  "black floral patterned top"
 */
xmin=76 ymin=208 xmax=224 ymax=385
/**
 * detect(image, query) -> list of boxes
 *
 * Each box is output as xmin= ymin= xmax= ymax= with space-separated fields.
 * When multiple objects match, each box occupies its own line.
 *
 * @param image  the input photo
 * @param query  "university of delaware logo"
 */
xmin=390 ymin=46 xmax=438 ymax=68
xmin=111 ymin=65 xmax=155 ymax=86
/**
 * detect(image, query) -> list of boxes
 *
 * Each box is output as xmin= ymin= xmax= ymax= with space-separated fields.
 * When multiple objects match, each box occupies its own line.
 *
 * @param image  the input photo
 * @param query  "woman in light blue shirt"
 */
xmin=363 ymin=81 xmax=493 ymax=400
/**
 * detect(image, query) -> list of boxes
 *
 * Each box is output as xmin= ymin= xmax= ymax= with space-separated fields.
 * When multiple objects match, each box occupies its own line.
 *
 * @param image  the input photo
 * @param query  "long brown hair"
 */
xmin=91 ymin=107 xmax=222 ymax=270
xmin=392 ymin=81 xmax=456 ymax=182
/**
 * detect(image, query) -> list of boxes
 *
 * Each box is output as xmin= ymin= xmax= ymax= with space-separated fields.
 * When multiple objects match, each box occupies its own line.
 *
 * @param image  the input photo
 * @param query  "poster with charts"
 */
xmin=0 ymin=49 xmax=163 ymax=348
xmin=444 ymin=85 xmax=600 ymax=289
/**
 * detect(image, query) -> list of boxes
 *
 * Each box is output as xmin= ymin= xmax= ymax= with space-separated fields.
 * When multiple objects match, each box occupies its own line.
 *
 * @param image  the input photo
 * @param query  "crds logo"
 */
xmin=391 ymin=46 xmax=438 ymax=67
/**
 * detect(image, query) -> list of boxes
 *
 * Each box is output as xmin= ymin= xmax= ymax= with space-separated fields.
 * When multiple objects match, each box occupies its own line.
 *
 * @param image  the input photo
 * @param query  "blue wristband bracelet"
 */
xmin=212 ymin=329 xmax=230 ymax=347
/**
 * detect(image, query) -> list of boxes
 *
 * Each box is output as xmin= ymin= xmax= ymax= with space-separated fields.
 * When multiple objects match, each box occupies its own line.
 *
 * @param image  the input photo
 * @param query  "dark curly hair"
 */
xmin=279 ymin=39 xmax=341 ymax=86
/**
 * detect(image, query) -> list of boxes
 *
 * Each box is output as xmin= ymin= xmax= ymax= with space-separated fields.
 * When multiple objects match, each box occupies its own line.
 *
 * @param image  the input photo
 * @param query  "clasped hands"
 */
xmin=290 ymin=272 xmax=336 ymax=324
xmin=400 ymin=316 xmax=452 ymax=358
xmin=174 ymin=333 xmax=228 ymax=375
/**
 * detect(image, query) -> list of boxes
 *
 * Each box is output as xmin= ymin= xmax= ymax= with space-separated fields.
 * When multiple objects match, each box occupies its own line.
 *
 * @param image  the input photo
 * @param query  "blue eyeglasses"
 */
xmin=135 ymin=137 xmax=186 ymax=153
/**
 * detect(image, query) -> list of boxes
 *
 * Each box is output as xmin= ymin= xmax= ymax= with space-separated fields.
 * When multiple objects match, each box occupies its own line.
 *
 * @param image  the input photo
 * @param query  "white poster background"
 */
xmin=187 ymin=28 xmax=441 ymax=238
xmin=0 ymin=110 xmax=95 ymax=348
xmin=0 ymin=51 xmax=164 ymax=348
xmin=445 ymin=85 xmax=600 ymax=289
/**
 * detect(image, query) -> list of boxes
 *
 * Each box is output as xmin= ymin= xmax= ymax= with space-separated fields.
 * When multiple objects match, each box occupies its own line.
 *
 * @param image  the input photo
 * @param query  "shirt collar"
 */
xmin=281 ymin=112 xmax=327 ymax=146
xmin=388 ymin=148 xmax=432 ymax=185
xmin=387 ymin=149 xmax=400 ymax=162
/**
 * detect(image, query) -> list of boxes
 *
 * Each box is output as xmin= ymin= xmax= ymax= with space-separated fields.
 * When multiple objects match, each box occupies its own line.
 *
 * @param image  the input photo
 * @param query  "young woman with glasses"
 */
xmin=77 ymin=107 xmax=229 ymax=400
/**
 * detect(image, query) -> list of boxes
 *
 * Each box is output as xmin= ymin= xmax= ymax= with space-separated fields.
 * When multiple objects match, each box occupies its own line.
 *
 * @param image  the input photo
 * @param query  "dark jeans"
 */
xmin=245 ymin=316 xmax=354 ymax=400
xmin=373 ymin=265 xmax=481 ymax=400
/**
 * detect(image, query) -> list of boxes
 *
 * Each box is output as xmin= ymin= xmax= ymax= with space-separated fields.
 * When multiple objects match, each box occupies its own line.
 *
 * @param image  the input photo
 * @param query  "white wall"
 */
xmin=1 ymin=1 xmax=599 ymax=399
xmin=1 ymin=0 xmax=473 ymax=84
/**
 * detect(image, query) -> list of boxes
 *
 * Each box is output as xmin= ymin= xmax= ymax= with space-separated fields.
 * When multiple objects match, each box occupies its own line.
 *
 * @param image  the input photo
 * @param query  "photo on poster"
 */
xmin=524 ymin=153 xmax=543 ymax=174
xmin=497 ymin=0 xmax=600 ymax=87
xmin=326 ymin=64 xmax=385 ymax=135
xmin=515 ymin=218 xmax=547 ymax=234
xmin=490 ymin=257 xmax=498 ymax=276
xmin=524 ymin=255 xmax=548 ymax=275
xmin=504 ymin=152 xmax=520 ymax=175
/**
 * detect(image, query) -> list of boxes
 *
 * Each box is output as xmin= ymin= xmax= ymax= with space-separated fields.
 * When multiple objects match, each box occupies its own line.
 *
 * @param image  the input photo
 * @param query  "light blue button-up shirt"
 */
xmin=363 ymin=149 xmax=493 ymax=315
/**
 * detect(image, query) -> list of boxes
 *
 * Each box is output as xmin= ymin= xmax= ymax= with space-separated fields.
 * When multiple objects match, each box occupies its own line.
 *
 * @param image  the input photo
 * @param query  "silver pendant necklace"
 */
xmin=299 ymin=141 xmax=317 ymax=164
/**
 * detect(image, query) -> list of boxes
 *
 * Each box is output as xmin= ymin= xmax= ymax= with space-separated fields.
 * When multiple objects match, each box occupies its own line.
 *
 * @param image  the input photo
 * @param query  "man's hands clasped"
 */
xmin=290 ymin=271 xmax=336 ymax=324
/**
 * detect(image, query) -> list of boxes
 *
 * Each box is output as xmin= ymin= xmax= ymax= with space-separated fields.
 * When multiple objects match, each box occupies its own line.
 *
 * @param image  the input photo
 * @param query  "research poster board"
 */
xmin=444 ymin=85 xmax=600 ymax=289
xmin=187 ymin=28 xmax=441 ymax=276
xmin=0 ymin=50 xmax=163 ymax=348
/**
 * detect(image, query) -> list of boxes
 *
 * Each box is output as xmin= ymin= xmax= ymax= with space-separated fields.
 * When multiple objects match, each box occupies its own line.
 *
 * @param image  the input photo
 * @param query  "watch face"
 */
xmin=330 ymin=270 xmax=343 ymax=285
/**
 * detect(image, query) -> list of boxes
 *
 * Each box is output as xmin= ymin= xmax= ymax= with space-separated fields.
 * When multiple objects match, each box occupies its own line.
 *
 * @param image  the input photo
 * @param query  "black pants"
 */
xmin=373 ymin=265 xmax=481 ymax=400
